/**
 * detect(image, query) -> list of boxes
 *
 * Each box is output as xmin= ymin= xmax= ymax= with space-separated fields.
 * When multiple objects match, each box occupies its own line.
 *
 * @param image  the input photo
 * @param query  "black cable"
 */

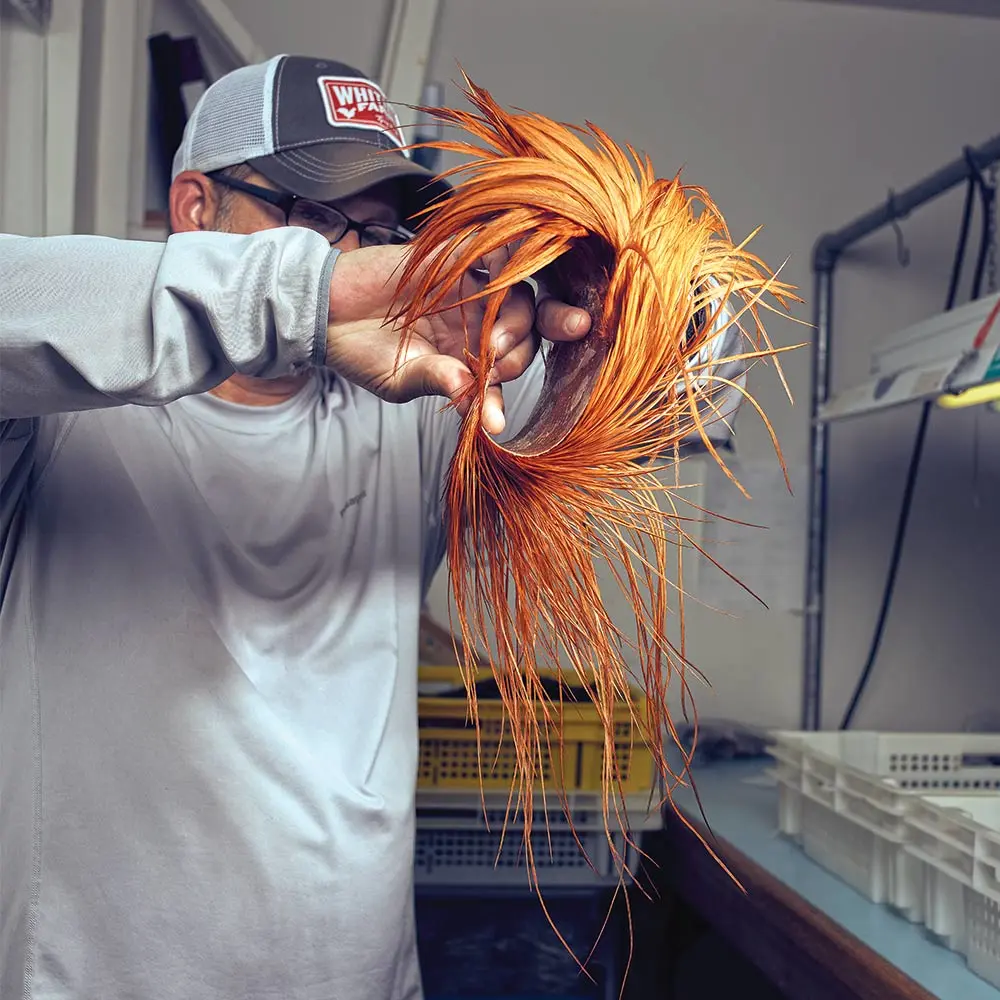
xmin=946 ymin=169 xmax=979 ymax=309
xmin=838 ymin=170 xmax=986 ymax=730
xmin=837 ymin=400 xmax=933 ymax=729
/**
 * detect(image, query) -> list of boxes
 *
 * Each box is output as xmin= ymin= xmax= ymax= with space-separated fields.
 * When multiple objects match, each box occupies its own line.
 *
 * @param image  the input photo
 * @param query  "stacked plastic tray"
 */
xmin=416 ymin=664 xmax=655 ymax=794
xmin=414 ymin=664 xmax=661 ymax=889
xmin=414 ymin=787 xmax=661 ymax=888
xmin=771 ymin=730 xmax=1000 ymax=989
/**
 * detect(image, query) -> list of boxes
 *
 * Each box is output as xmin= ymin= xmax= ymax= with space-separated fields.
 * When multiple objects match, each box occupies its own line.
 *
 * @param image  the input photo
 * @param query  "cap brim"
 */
xmin=247 ymin=141 xmax=450 ymax=226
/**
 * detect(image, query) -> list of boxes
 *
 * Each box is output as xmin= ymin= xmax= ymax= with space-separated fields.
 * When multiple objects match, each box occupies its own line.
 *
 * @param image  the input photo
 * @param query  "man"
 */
xmin=0 ymin=52 xmax=594 ymax=1000
xmin=0 ymin=55 xmax=744 ymax=1000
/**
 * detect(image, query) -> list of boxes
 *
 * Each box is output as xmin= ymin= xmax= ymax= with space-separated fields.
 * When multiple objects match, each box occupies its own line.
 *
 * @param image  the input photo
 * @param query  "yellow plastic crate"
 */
xmin=417 ymin=664 xmax=655 ymax=794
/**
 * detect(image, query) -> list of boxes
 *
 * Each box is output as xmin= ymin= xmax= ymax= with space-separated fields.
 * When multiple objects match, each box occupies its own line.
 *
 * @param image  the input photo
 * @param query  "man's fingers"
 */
xmin=487 ymin=282 xmax=592 ymax=386
xmin=387 ymin=354 xmax=505 ymax=434
xmin=491 ymin=281 xmax=536 ymax=356
xmin=536 ymin=296 xmax=591 ymax=342
xmin=448 ymin=383 xmax=504 ymax=434
xmin=481 ymin=385 xmax=505 ymax=436
xmin=383 ymin=353 xmax=472 ymax=405
xmin=492 ymin=326 xmax=540 ymax=385
xmin=481 ymin=242 xmax=513 ymax=282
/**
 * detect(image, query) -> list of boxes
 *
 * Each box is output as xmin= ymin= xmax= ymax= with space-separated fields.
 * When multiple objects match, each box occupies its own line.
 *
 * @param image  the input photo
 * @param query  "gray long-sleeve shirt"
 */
xmin=0 ymin=227 xmax=747 ymax=1000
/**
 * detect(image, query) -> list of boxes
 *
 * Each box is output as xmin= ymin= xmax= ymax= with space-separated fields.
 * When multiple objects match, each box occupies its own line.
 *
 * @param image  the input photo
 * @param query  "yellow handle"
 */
xmin=936 ymin=380 xmax=1000 ymax=410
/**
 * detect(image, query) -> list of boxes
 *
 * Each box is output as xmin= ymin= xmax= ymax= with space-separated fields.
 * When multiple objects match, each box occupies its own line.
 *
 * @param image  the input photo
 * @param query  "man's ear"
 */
xmin=169 ymin=171 xmax=222 ymax=233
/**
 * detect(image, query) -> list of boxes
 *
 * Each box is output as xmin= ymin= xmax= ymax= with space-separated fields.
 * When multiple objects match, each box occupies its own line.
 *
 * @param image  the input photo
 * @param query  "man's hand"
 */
xmin=325 ymin=241 xmax=590 ymax=434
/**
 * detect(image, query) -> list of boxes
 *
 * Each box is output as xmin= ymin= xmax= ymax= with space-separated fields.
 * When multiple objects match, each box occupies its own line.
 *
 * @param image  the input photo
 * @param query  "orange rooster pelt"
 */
xmin=394 ymin=73 xmax=799 ymax=943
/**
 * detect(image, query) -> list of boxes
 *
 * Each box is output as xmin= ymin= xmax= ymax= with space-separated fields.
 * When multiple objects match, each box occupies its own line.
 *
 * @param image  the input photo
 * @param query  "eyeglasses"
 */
xmin=207 ymin=171 xmax=415 ymax=247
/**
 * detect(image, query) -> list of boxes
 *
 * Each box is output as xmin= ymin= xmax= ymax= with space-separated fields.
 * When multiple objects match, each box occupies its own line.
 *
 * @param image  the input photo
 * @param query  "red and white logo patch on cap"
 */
xmin=316 ymin=75 xmax=410 ymax=157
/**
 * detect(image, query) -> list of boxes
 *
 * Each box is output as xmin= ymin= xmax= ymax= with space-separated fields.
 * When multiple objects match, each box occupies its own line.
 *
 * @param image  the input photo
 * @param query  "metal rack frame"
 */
xmin=801 ymin=132 xmax=1000 ymax=730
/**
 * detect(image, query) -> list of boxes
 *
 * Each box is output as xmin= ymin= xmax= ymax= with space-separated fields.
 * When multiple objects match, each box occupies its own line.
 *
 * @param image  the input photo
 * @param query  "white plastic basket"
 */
xmin=900 ymin=793 xmax=1000 ymax=987
xmin=966 ymin=884 xmax=1000 ymax=990
xmin=773 ymin=734 xmax=1000 ymax=990
xmin=770 ymin=731 xmax=1000 ymax=921
xmin=775 ymin=773 xmax=914 ymax=908
xmin=771 ymin=731 xmax=1000 ymax=801
xmin=924 ymin=861 xmax=968 ymax=952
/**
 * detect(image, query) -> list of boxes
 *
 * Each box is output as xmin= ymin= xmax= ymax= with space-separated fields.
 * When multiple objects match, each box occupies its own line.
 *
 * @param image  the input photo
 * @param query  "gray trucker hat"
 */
xmin=171 ymin=54 xmax=448 ymax=223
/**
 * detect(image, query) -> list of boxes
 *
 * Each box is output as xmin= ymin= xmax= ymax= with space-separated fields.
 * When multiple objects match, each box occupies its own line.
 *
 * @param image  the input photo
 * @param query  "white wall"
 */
xmin=1 ymin=0 xmax=156 ymax=239
xmin=0 ymin=6 xmax=47 ymax=236
xmin=0 ymin=1 xmax=85 ymax=237
xmin=70 ymin=0 xmax=1000 ymax=732
xmin=414 ymin=0 xmax=1000 ymax=731
xmin=224 ymin=0 xmax=391 ymax=75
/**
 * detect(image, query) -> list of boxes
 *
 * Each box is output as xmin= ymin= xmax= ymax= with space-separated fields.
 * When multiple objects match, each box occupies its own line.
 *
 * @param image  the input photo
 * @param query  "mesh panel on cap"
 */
xmin=171 ymin=56 xmax=280 ymax=178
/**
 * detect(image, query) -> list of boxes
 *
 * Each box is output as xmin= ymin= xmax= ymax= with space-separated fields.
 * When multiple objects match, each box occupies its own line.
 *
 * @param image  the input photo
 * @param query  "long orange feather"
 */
xmin=392 ymin=73 xmax=802 ymax=978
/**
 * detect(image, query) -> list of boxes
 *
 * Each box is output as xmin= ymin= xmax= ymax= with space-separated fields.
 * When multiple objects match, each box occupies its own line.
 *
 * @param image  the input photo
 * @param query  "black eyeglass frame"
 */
xmin=206 ymin=170 xmax=415 ymax=247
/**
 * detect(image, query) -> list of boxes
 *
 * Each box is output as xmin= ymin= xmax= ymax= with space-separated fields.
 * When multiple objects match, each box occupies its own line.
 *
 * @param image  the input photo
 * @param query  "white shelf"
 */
xmin=819 ymin=291 xmax=1000 ymax=422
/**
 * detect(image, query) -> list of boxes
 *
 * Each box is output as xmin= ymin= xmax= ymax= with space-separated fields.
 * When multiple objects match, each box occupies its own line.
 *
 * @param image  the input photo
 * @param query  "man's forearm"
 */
xmin=0 ymin=228 xmax=335 ymax=420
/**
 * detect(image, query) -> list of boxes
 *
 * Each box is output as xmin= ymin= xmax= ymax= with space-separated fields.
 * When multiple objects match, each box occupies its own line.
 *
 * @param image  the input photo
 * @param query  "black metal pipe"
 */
xmin=812 ymin=133 xmax=1000 ymax=273
xmin=802 ymin=267 xmax=833 ymax=730
xmin=801 ymin=131 xmax=1000 ymax=732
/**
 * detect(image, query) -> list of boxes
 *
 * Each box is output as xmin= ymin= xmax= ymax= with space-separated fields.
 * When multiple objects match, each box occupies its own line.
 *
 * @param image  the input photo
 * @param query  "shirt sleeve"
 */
xmin=0 ymin=226 xmax=337 ymax=600
xmin=0 ymin=227 xmax=337 ymax=420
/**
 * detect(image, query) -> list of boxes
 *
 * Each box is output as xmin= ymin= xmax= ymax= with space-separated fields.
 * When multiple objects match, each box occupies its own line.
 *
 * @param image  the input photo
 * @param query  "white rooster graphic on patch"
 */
xmin=317 ymin=75 xmax=408 ymax=153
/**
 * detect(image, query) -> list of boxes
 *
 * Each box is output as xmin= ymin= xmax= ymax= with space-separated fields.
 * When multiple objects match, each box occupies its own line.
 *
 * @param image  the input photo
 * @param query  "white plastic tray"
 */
xmin=771 ymin=731 xmax=1000 ymax=920
xmin=771 ymin=731 xmax=1000 ymax=991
